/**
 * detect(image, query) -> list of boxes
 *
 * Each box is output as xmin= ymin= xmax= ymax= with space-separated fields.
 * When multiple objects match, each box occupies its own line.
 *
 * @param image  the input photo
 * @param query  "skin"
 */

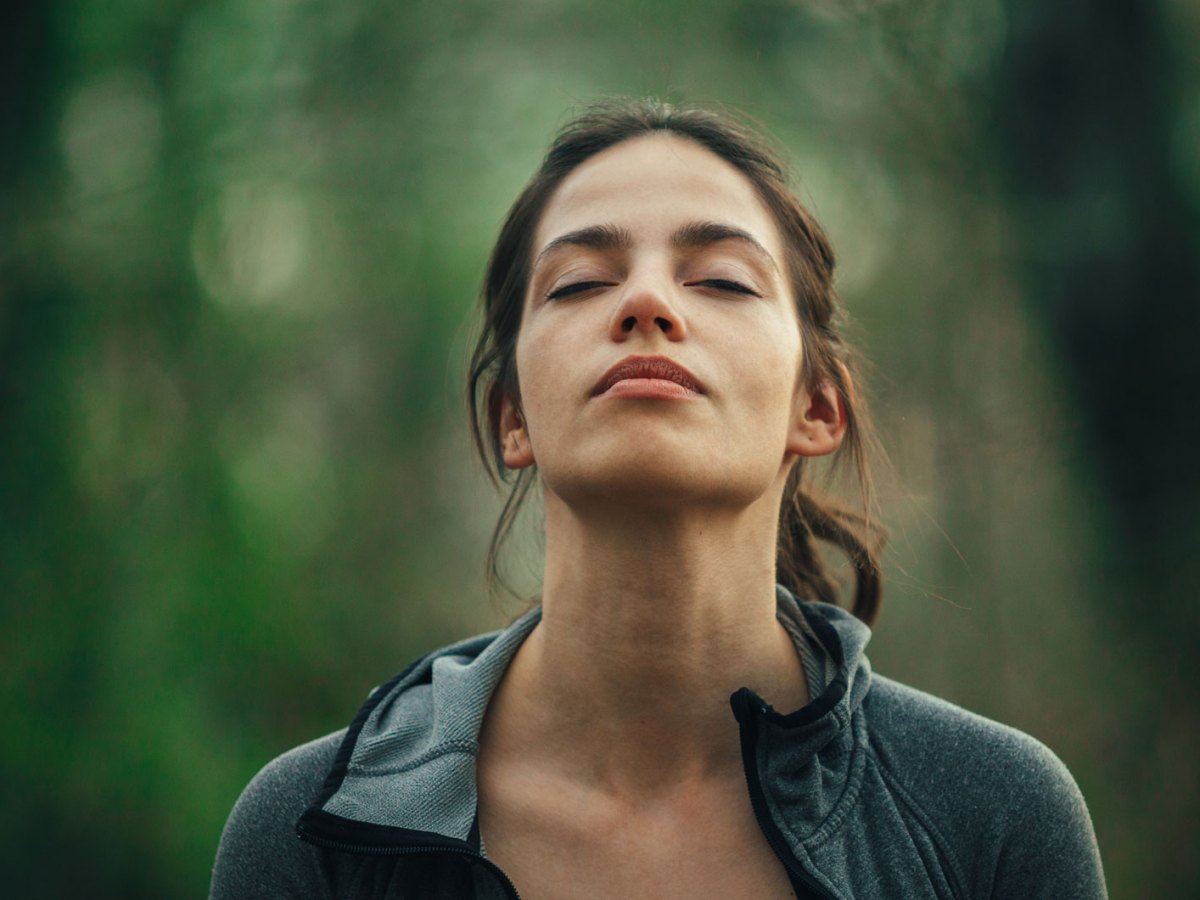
xmin=477 ymin=134 xmax=846 ymax=899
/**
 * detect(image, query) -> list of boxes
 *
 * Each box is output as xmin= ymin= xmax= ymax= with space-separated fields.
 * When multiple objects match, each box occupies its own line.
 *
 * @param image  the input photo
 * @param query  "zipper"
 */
xmin=296 ymin=820 xmax=522 ymax=899
xmin=732 ymin=688 xmax=835 ymax=900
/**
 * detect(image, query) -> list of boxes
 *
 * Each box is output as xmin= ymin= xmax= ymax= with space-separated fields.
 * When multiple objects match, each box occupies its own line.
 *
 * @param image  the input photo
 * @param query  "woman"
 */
xmin=211 ymin=100 xmax=1107 ymax=899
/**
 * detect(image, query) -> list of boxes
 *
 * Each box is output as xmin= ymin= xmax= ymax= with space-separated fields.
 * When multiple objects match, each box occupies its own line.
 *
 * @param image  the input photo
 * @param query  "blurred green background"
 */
xmin=3 ymin=0 xmax=1198 ymax=896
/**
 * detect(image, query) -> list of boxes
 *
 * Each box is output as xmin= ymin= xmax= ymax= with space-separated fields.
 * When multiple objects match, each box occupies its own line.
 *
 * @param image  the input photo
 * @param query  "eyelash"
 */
xmin=546 ymin=278 xmax=759 ymax=300
xmin=546 ymin=280 xmax=612 ymax=300
xmin=690 ymin=278 xmax=759 ymax=296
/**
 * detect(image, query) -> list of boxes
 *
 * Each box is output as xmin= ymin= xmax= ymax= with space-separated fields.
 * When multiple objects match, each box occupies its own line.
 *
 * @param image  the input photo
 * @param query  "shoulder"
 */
xmin=863 ymin=675 xmax=1106 ymax=898
xmin=210 ymin=730 xmax=345 ymax=899
xmin=232 ymin=730 xmax=344 ymax=816
xmin=864 ymin=675 xmax=1085 ymax=816
xmin=865 ymin=674 xmax=1071 ymax=790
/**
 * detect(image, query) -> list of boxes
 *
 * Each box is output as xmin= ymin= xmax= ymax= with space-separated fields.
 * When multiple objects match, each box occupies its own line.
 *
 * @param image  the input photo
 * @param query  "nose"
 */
xmin=608 ymin=269 xmax=687 ymax=342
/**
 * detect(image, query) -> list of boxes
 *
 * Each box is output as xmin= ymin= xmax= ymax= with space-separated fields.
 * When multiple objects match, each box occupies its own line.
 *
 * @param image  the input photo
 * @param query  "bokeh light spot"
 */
xmin=191 ymin=181 xmax=311 ymax=308
xmin=60 ymin=69 xmax=162 ymax=195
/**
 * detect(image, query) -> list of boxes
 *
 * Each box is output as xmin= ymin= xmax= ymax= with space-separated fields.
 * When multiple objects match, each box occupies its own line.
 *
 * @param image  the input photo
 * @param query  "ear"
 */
xmin=786 ymin=377 xmax=847 ymax=459
xmin=498 ymin=393 xmax=536 ymax=469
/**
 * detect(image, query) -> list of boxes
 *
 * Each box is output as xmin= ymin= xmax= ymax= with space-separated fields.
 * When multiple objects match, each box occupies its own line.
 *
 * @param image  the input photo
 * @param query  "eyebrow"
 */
xmin=534 ymin=223 xmax=634 ymax=266
xmin=670 ymin=221 xmax=779 ymax=274
xmin=533 ymin=220 xmax=780 ymax=274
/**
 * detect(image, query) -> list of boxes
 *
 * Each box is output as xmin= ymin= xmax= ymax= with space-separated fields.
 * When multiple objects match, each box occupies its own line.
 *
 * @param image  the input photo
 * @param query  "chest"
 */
xmin=478 ymin=774 xmax=798 ymax=900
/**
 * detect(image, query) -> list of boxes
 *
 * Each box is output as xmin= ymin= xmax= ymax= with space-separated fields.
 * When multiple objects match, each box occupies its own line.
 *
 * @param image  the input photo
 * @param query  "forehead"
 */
xmin=534 ymin=133 xmax=783 ymax=256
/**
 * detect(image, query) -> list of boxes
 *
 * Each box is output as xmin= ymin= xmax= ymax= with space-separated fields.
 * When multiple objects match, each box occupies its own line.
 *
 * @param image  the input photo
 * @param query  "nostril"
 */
xmin=656 ymin=317 xmax=672 ymax=333
xmin=622 ymin=316 xmax=636 ymax=333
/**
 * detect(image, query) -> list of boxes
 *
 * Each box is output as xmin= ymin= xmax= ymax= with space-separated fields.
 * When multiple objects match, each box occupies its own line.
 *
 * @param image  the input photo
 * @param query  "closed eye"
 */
xmin=546 ymin=280 xmax=613 ymax=300
xmin=688 ymin=278 xmax=760 ymax=297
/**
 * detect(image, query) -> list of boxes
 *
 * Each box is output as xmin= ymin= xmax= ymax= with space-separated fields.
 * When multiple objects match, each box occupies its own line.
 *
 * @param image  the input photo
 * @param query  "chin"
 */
xmin=542 ymin=445 xmax=779 ymax=515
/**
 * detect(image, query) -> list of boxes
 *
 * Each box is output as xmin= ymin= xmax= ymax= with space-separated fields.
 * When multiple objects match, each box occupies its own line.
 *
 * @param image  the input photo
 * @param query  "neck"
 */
xmin=481 ymin=486 xmax=808 ymax=798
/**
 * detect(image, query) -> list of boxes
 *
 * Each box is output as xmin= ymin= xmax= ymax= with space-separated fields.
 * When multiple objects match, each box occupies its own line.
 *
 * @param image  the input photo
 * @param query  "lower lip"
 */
xmin=600 ymin=378 xmax=700 ymax=399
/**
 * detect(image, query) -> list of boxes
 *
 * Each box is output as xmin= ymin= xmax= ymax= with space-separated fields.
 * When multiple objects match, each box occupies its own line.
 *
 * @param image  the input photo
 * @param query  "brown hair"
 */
xmin=467 ymin=98 xmax=885 ymax=625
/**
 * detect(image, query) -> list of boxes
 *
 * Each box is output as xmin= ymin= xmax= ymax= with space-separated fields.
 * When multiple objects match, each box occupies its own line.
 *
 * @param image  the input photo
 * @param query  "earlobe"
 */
xmin=498 ymin=395 xmax=536 ymax=469
xmin=787 ymin=380 xmax=847 ymax=459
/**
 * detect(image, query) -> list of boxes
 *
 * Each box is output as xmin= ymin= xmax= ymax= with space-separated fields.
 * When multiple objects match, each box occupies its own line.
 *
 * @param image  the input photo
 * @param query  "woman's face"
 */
xmin=502 ymin=133 xmax=842 ymax=513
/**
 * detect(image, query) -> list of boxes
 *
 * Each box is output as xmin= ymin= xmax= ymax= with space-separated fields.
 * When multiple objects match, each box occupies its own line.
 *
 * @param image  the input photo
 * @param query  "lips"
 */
xmin=591 ymin=355 xmax=705 ymax=396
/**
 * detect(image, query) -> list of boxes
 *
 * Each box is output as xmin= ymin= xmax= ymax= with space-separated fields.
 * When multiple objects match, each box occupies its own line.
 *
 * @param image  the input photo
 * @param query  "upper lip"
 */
xmin=591 ymin=355 xmax=706 ymax=396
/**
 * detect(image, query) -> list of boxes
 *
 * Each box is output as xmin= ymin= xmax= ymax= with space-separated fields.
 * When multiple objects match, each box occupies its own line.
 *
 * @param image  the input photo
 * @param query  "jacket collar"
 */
xmin=739 ymin=590 xmax=874 ymax=847
xmin=297 ymin=588 xmax=872 ymax=851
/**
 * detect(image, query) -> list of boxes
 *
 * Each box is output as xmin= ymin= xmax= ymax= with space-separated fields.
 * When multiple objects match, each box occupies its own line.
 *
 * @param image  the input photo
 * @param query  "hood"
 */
xmin=297 ymin=587 xmax=873 ymax=853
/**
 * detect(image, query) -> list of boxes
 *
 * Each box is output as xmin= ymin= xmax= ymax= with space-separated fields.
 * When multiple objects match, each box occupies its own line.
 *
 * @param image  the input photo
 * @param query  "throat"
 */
xmin=479 ymin=594 xmax=809 ymax=796
xmin=482 ymin=484 xmax=810 ymax=796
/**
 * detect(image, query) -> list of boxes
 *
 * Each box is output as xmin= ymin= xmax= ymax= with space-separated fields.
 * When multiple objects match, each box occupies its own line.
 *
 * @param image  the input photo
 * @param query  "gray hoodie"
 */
xmin=211 ymin=588 xmax=1107 ymax=898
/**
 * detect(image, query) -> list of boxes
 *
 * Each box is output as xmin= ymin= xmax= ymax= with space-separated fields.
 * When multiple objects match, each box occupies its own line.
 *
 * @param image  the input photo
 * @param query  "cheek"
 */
xmin=512 ymin=324 xmax=560 ymax=435
xmin=512 ymin=337 xmax=537 ymax=417
xmin=726 ymin=322 xmax=804 ymax=411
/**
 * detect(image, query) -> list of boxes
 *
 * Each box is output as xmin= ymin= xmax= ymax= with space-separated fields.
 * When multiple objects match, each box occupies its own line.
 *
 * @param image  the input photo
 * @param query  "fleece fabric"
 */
xmin=210 ymin=588 xmax=1107 ymax=899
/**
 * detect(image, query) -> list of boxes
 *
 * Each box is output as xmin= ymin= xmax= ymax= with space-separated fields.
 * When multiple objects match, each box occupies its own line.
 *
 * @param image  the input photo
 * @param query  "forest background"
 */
xmin=3 ymin=0 xmax=1198 ymax=896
